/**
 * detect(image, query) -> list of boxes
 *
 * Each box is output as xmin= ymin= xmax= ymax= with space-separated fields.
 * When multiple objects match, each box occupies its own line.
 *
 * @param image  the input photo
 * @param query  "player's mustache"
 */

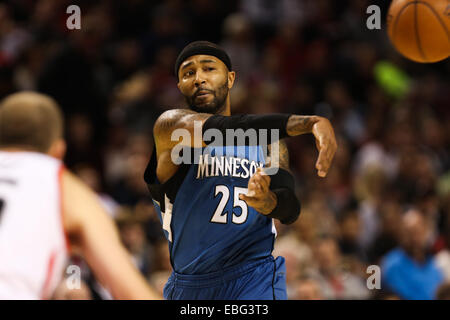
xmin=193 ymin=88 xmax=214 ymax=98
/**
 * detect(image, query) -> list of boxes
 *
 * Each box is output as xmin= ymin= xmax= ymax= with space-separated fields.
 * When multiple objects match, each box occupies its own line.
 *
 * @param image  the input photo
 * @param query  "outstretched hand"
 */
xmin=311 ymin=118 xmax=337 ymax=178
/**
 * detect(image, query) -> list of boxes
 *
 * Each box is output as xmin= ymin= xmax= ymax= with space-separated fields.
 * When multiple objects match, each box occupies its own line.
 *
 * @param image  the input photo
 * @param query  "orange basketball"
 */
xmin=387 ymin=0 xmax=450 ymax=63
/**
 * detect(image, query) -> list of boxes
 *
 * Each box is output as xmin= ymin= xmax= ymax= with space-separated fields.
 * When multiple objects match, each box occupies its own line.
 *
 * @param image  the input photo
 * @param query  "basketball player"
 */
xmin=0 ymin=92 xmax=161 ymax=300
xmin=144 ymin=41 xmax=337 ymax=299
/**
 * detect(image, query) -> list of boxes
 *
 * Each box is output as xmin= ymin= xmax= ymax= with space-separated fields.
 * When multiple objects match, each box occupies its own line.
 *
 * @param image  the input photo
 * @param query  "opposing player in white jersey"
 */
xmin=0 ymin=91 xmax=161 ymax=300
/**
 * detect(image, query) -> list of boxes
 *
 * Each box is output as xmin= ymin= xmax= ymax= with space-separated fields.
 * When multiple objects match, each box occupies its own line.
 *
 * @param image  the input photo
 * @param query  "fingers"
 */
xmin=315 ymin=136 xmax=337 ymax=178
xmin=246 ymin=180 xmax=262 ymax=198
xmin=247 ymin=181 xmax=258 ymax=197
xmin=239 ymin=193 xmax=252 ymax=203
xmin=239 ymin=167 xmax=272 ymax=205
xmin=253 ymin=167 xmax=270 ymax=192
xmin=239 ymin=190 xmax=263 ymax=207
xmin=315 ymin=144 xmax=328 ymax=177
xmin=239 ymin=191 xmax=258 ymax=205
xmin=239 ymin=194 xmax=260 ymax=210
xmin=240 ymin=168 xmax=268 ymax=198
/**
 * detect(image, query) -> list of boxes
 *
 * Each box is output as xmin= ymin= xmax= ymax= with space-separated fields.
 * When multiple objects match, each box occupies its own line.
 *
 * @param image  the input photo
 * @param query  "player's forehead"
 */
xmin=180 ymin=54 xmax=225 ymax=69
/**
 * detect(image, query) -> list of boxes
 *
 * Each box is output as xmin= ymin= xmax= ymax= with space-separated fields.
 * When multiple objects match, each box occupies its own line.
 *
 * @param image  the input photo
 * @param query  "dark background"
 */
xmin=0 ymin=0 xmax=449 ymax=300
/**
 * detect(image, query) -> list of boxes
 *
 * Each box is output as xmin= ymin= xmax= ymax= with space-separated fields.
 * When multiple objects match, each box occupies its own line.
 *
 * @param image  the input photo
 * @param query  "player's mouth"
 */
xmin=195 ymin=90 xmax=213 ymax=99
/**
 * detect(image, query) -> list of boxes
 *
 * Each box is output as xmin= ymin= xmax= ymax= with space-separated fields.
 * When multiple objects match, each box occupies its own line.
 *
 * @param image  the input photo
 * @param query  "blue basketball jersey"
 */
xmin=144 ymin=144 xmax=276 ymax=275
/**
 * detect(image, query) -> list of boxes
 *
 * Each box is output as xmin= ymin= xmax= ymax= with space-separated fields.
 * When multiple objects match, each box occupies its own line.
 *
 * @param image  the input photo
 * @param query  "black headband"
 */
xmin=174 ymin=41 xmax=232 ymax=77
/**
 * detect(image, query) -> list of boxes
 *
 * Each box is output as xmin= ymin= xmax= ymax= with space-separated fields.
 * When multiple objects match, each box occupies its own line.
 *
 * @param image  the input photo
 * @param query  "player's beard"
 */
xmin=186 ymin=80 xmax=228 ymax=114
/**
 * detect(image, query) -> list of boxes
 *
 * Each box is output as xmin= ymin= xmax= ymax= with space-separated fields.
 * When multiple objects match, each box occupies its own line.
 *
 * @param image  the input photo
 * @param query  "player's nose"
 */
xmin=194 ymin=71 xmax=206 ymax=87
xmin=194 ymin=80 xmax=206 ymax=88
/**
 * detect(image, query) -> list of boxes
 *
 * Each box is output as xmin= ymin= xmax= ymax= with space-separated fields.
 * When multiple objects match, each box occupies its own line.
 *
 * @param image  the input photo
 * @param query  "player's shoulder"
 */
xmin=156 ymin=109 xmax=184 ymax=122
xmin=154 ymin=109 xmax=196 ymax=133
xmin=0 ymin=151 xmax=61 ymax=171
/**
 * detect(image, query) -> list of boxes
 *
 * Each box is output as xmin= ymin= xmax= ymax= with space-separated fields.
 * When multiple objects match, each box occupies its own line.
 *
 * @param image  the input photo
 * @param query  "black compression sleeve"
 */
xmin=266 ymin=169 xmax=301 ymax=225
xmin=202 ymin=114 xmax=292 ymax=145
xmin=267 ymin=188 xmax=301 ymax=225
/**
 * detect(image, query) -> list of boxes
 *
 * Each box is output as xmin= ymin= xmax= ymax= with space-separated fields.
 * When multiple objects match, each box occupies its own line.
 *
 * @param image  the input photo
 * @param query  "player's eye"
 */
xmin=205 ymin=67 xmax=215 ymax=71
xmin=184 ymin=70 xmax=195 ymax=77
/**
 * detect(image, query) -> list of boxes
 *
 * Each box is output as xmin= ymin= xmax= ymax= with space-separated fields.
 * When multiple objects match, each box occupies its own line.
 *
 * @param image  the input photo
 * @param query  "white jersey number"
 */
xmin=211 ymin=185 xmax=249 ymax=225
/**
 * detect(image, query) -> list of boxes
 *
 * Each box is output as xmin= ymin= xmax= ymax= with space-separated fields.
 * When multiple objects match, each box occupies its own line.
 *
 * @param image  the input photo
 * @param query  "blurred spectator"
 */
xmin=310 ymin=236 xmax=370 ymax=299
xmin=323 ymin=80 xmax=366 ymax=145
xmin=354 ymin=165 xmax=387 ymax=252
xmin=109 ymin=134 xmax=153 ymax=206
xmin=247 ymin=45 xmax=283 ymax=114
xmin=64 ymin=113 xmax=104 ymax=171
xmin=240 ymin=0 xmax=305 ymax=42
xmin=220 ymin=13 xmax=257 ymax=86
xmin=381 ymin=209 xmax=445 ymax=300
xmin=0 ymin=3 xmax=32 ymax=65
xmin=337 ymin=201 xmax=367 ymax=263
xmin=293 ymin=276 xmax=324 ymax=300
xmin=367 ymin=198 xmax=402 ymax=264
xmin=273 ymin=230 xmax=314 ymax=298
xmin=37 ymin=10 xmax=111 ymax=114
xmin=116 ymin=207 xmax=154 ymax=277
xmin=436 ymin=282 xmax=450 ymax=300
xmin=265 ymin=21 xmax=304 ymax=99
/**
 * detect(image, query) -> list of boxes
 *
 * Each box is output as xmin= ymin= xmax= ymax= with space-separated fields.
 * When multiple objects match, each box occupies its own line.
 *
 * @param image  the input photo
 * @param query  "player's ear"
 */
xmin=47 ymin=138 xmax=67 ymax=160
xmin=227 ymin=71 xmax=235 ymax=89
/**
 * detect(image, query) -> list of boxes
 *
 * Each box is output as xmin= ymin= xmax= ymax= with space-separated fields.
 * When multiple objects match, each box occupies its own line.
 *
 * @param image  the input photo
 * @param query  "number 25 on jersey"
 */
xmin=211 ymin=185 xmax=249 ymax=225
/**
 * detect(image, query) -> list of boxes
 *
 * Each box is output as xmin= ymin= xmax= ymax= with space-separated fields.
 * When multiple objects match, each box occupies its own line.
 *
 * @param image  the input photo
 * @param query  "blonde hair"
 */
xmin=0 ymin=91 xmax=63 ymax=152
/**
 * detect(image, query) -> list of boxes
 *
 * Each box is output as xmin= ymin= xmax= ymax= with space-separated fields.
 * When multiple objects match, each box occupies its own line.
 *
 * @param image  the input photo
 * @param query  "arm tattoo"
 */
xmin=267 ymin=139 xmax=290 ymax=172
xmin=278 ymin=140 xmax=289 ymax=171
xmin=258 ymin=191 xmax=278 ymax=215
xmin=286 ymin=115 xmax=319 ymax=136
xmin=154 ymin=109 xmax=196 ymax=132
xmin=153 ymin=109 xmax=211 ymax=152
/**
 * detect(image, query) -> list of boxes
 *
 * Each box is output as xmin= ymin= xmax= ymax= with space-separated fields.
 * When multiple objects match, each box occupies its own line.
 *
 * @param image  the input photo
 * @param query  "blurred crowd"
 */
xmin=1 ymin=0 xmax=449 ymax=300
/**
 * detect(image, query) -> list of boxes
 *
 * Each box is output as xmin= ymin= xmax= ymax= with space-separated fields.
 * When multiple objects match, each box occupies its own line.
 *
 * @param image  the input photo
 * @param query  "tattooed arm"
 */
xmin=267 ymin=139 xmax=290 ymax=172
xmin=285 ymin=115 xmax=321 ymax=136
xmin=153 ymin=109 xmax=213 ymax=183
xmin=153 ymin=110 xmax=336 ymax=182
xmin=153 ymin=111 xmax=320 ymax=156
xmin=153 ymin=109 xmax=212 ymax=155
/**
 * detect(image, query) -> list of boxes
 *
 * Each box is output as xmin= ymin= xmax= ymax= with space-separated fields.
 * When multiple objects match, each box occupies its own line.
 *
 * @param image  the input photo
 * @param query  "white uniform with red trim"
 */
xmin=0 ymin=151 xmax=69 ymax=299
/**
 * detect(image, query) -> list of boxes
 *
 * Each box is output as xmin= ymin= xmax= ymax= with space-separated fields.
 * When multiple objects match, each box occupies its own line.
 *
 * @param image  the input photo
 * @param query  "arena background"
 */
xmin=0 ymin=0 xmax=449 ymax=300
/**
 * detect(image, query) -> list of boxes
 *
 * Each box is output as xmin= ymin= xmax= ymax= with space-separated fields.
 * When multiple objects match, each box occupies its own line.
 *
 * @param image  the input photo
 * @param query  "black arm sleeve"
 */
xmin=266 ymin=169 xmax=301 ymax=225
xmin=202 ymin=113 xmax=292 ymax=145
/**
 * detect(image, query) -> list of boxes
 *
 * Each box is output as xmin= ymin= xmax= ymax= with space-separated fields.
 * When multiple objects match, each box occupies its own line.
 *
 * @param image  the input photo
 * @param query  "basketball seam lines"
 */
xmin=393 ymin=2 xmax=416 ymax=55
xmin=414 ymin=1 xmax=427 ymax=61
xmin=417 ymin=0 xmax=450 ymax=42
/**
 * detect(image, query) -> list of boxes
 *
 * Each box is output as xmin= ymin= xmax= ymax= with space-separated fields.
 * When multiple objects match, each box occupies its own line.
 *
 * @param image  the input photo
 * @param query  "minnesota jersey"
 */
xmin=0 ymin=151 xmax=69 ymax=299
xmin=144 ymin=144 xmax=276 ymax=275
